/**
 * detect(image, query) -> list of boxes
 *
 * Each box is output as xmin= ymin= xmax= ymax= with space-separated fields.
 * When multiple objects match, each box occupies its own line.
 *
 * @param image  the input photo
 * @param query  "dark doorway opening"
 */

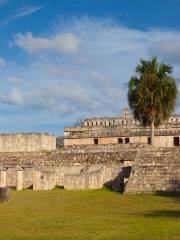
xmin=94 ymin=138 xmax=98 ymax=145
xmin=125 ymin=138 xmax=130 ymax=144
xmin=118 ymin=138 xmax=123 ymax=144
xmin=174 ymin=137 xmax=179 ymax=146
xmin=148 ymin=137 xmax=151 ymax=145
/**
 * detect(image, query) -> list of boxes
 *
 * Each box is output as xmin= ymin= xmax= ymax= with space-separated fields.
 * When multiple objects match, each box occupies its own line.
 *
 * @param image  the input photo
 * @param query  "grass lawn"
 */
xmin=0 ymin=189 xmax=180 ymax=240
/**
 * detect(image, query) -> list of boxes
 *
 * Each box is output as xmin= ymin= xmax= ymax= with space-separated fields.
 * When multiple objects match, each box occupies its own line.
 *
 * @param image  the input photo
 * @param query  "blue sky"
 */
xmin=1 ymin=0 xmax=180 ymax=135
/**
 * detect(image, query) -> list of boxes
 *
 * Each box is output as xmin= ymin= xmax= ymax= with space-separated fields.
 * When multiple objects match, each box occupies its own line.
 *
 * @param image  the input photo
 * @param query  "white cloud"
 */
xmin=0 ymin=57 xmax=6 ymax=67
xmin=0 ymin=5 xmax=44 ymax=27
xmin=26 ymin=84 xmax=94 ymax=113
xmin=14 ymin=32 xmax=80 ymax=54
xmin=13 ymin=6 xmax=44 ymax=19
xmin=0 ymin=88 xmax=24 ymax=106
xmin=8 ymin=19 xmax=180 ymax=117
xmin=152 ymin=38 xmax=180 ymax=64
xmin=8 ymin=77 xmax=22 ymax=85
xmin=1 ymin=17 xmax=180 ymax=133
xmin=0 ymin=82 xmax=94 ymax=115
xmin=90 ymin=70 xmax=121 ymax=100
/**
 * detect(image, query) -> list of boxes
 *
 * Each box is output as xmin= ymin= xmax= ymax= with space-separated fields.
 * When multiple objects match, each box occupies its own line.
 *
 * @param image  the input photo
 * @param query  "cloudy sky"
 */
xmin=1 ymin=0 xmax=180 ymax=135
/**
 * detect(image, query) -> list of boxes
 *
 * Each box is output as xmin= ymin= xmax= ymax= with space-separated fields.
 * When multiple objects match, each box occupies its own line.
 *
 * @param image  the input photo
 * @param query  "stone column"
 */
xmin=0 ymin=167 xmax=6 ymax=188
xmin=16 ymin=166 xmax=23 ymax=191
xmin=33 ymin=168 xmax=41 ymax=190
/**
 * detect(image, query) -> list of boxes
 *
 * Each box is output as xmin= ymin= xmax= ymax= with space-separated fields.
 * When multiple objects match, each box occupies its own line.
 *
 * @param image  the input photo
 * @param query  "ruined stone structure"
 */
xmin=0 ymin=108 xmax=180 ymax=193
xmin=125 ymin=147 xmax=180 ymax=193
xmin=64 ymin=108 xmax=180 ymax=147
xmin=0 ymin=133 xmax=56 ymax=152
xmin=0 ymin=144 xmax=130 ymax=190
xmin=0 ymin=143 xmax=179 ymax=193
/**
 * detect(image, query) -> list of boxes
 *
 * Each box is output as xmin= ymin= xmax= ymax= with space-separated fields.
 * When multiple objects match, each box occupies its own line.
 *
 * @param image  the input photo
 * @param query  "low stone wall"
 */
xmin=0 ymin=164 xmax=122 ymax=190
xmin=0 ymin=144 xmax=135 ymax=190
xmin=0 ymin=144 xmax=180 ymax=192
xmin=0 ymin=144 xmax=141 ymax=168
xmin=0 ymin=133 xmax=56 ymax=152
xmin=64 ymin=164 xmax=121 ymax=189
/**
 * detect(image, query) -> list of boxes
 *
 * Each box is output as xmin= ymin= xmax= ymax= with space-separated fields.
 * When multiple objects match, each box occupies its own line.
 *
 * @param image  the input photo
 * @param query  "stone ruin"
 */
xmin=0 ymin=133 xmax=56 ymax=152
xmin=0 ymin=143 xmax=180 ymax=193
xmin=0 ymin=144 xmax=133 ymax=191
xmin=64 ymin=108 xmax=180 ymax=147
xmin=0 ymin=109 xmax=180 ymax=193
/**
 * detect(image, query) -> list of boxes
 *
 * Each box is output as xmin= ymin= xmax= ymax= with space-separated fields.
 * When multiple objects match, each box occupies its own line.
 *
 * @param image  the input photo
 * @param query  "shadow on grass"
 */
xmin=144 ymin=210 xmax=180 ymax=218
xmin=143 ymin=179 xmax=180 ymax=218
xmin=154 ymin=179 xmax=180 ymax=202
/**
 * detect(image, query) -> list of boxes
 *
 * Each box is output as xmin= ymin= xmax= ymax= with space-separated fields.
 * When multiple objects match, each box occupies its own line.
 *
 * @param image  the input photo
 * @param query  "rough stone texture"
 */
xmin=64 ymin=108 xmax=180 ymax=147
xmin=0 ymin=144 xmax=179 ymax=192
xmin=0 ymin=187 xmax=11 ymax=202
xmin=33 ymin=169 xmax=56 ymax=190
xmin=64 ymin=164 xmax=121 ymax=189
xmin=0 ymin=144 xmax=141 ymax=168
xmin=0 ymin=133 xmax=56 ymax=152
xmin=64 ymin=125 xmax=180 ymax=147
xmin=0 ymin=144 xmax=137 ymax=190
xmin=16 ymin=166 xmax=23 ymax=191
xmin=125 ymin=147 xmax=180 ymax=193
xmin=0 ymin=168 xmax=6 ymax=187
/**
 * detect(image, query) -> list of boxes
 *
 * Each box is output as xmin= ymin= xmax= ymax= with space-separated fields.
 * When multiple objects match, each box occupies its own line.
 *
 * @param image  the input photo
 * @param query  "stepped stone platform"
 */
xmin=0 ymin=144 xmax=179 ymax=192
xmin=0 ymin=144 xmax=143 ymax=168
xmin=125 ymin=147 xmax=180 ymax=193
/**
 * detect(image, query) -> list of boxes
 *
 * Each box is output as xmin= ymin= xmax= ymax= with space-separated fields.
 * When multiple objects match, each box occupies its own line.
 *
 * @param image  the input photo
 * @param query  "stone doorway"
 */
xmin=174 ymin=137 xmax=179 ymax=146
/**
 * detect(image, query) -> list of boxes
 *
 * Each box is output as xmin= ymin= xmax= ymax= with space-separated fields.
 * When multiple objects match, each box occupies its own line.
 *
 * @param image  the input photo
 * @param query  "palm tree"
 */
xmin=128 ymin=57 xmax=178 ymax=146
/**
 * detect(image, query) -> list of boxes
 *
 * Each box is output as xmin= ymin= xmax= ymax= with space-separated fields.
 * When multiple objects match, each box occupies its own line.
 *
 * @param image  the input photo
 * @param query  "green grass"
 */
xmin=0 ymin=189 xmax=180 ymax=240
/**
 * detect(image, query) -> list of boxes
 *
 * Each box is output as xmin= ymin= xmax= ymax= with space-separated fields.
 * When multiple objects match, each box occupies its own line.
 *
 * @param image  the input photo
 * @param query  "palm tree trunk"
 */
xmin=150 ymin=120 xmax=155 ymax=146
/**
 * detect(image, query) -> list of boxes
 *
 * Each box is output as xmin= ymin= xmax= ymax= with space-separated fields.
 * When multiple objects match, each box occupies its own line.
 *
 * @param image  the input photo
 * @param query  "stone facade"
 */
xmin=0 ymin=144 xmax=137 ymax=190
xmin=125 ymin=147 xmax=180 ymax=193
xmin=0 ymin=133 xmax=56 ymax=152
xmin=0 ymin=143 xmax=180 ymax=192
xmin=64 ymin=108 xmax=180 ymax=147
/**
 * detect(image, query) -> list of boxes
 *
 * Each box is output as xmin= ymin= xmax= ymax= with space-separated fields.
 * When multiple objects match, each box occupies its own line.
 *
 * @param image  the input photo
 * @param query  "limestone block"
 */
xmin=33 ymin=168 xmax=56 ymax=190
xmin=64 ymin=174 xmax=86 ymax=189
xmin=0 ymin=168 xmax=6 ymax=188
xmin=16 ymin=166 xmax=23 ymax=191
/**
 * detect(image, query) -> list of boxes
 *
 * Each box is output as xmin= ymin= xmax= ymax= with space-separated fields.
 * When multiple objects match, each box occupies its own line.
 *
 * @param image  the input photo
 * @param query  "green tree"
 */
xmin=128 ymin=57 xmax=178 ymax=146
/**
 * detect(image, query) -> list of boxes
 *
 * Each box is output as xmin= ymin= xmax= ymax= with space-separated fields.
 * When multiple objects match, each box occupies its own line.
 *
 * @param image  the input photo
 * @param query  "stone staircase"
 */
xmin=125 ymin=147 xmax=180 ymax=193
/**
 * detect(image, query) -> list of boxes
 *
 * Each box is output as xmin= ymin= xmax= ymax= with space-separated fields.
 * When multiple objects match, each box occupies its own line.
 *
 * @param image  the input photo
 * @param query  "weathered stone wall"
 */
xmin=1 ymin=164 xmax=122 ymax=191
xmin=64 ymin=124 xmax=180 ymax=147
xmin=0 ymin=144 xmax=139 ymax=190
xmin=125 ymin=147 xmax=180 ymax=193
xmin=0 ymin=144 xmax=141 ymax=168
xmin=63 ymin=164 xmax=121 ymax=189
xmin=64 ymin=107 xmax=180 ymax=147
xmin=0 ymin=144 xmax=180 ymax=192
xmin=0 ymin=133 xmax=56 ymax=152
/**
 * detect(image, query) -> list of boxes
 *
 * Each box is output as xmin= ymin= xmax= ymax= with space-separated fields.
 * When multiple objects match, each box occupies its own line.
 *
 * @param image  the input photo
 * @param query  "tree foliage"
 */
xmin=128 ymin=57 xmax=178 ymax=127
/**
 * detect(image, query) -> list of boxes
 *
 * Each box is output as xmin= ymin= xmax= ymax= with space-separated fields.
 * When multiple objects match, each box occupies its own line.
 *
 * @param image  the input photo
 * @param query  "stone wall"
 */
xmin=64 ymin=124 xmax=180 ymax=147
xmin=0 ymin=144 xmax=180 ymax=192
xmin=63 ymin=164 xmax=121 ymax=189
xmin=125 ymin=147 xmax=180 ymax=193
xmin=1 ymin=164 xmax=122 ymax=191
xmin=0 ymin=133 xmax=56 ymax=152
xmin=0 ymin=144 xmax=141 ymax=168
xmin=0 ymin=144 xmax=138 ymax=190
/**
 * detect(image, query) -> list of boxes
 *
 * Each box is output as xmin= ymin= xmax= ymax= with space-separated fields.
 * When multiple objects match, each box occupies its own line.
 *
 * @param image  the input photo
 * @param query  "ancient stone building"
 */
xmin=0 ymin=108 xmax=179 ymax=193
xmin=0 ymin=144 xmax=180 ymax=193
xmin=0 ymin=133 xmax=56 ymax=152
xmin=64 ymin=108 xmax=180 ymax=147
